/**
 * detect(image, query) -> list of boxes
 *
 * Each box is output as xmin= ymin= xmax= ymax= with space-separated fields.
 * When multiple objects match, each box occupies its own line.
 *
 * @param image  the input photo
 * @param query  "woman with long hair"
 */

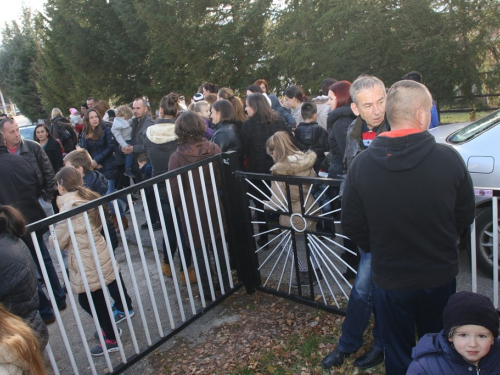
xmin=217 ymin=88 xmax=246 ymax=129
xmin=34 ymin=122 xmax=64 ymax=173
xmin=265 ymin=132 xmax=320 ymax=285
xmin=50 ymin=167 xmax=133 ymax=356
xmin=241 ymin=94 xmax=293 ymax=247
xmin=50 ymin=107 xmax=77 ymax=154
xmin=326 ymin=80 xmax=356 ymax=179
xmin=0 ymin=304 xmax=47 ymax=375
xmin=143 ymin=93 xmax=192 ymax=283
xmin=0 ymin=205 xmax=49 ymax=351
xmin=210 ymin=99 xmax=242 ymax=165
xmin=168 ymin=112 xmax=229 ymax=299
xmin=80 ymin=108 xmax=120 ymax=217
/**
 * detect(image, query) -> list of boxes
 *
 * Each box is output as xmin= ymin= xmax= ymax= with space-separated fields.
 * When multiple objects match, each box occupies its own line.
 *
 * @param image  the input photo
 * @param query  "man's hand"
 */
xmin=122 ymin=145 xmax=133 ymax=154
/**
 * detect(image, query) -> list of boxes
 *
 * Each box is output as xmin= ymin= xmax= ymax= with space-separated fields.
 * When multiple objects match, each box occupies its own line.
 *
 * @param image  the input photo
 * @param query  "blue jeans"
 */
xmin=338 ymin=248 xmax=381 ymax=353
xmin=124 ymin=140 xmax=133 ymax=170
xmin=160 ymin=197 xmax=189 ymax=270
xmin=106 ymin=178 xmax=124 ymax=217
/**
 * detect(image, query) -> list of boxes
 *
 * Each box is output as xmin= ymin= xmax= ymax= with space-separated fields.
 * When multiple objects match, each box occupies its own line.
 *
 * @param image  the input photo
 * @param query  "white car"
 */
xmin=430 ymin=110 xmax=500 ymax=277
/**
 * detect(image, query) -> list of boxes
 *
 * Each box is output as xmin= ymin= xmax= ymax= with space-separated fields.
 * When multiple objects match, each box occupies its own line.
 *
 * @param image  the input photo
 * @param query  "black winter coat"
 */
xmin=241 ymin=116 xmax=292 ymax=174
xmin=294 ymin=121 xmax=328 ymax=172
xmin=211 ymin=122 xmax=243 ymax=167
xmin=51 ymin=116 xmax=77 ymax=154
xmin=42 ymin=137 xmax=64 ymax=173
xmin=0 ymin=232 xmax=48 ymax=348
xmin=326 ymin=105 xmax=357 ymax=177
xmin=80 ymin=122 xmax=117 ymax=180
xmin=17 ymin=139 xmax=56 ymax=201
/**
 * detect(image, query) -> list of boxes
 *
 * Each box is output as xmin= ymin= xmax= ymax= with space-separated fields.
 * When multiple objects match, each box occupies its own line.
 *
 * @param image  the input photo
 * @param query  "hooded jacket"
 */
xmin=311 ymin=95 xmax=331 ymax=130
xmin=111 ymin=117 xmax=133 ymax=148
xmin=143 ymin=118 xmax=178 ymax=177
xmin=268 ymin=151 xmax=319 ymax=231
xmin=407 ymin=331 xmax=500 ymax=374
xmin=168 ymin=140 xmax=227 ymax=250
xmin=50 ymin=192 xmax=116 ymax=294
xmin=341 ymin=130 xmax=475 ymax=290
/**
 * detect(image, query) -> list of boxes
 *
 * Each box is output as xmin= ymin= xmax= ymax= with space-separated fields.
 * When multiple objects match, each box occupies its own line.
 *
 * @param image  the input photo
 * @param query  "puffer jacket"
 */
xmin=50 ymin=192 xmax=116 ymax=294
xmin=17 ymin=139 xmax=56 ymax=201
xmin=0 ymin=232 xmax=48 ymax=349
xmin=268 ymin=151 xmax=319 ymax=231
xmin=0 ymin=342 xmax=29 ymax=374
xmin=80 ymin=122 xmax=117 ymax=180
xmin=294 ymin=121 xmax=328 ymax=173
xmin=143 ymin=118 xmax=178 ymax=177
xmin=344 ymin=115 xmax=389 ymax=172
xmin=51 ymin=116 xmax=77 ymax=153
xmin=211 ymin=122 xmax=243 ymax=166
xmin=407 ymin=331 xmax=500 ymax=374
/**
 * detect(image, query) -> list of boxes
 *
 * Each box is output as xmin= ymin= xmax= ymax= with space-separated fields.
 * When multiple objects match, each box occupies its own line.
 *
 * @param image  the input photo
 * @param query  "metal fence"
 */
xmin=29 ymin=155 xmax=499 ymax=374
xmin=28 ymin=153 xmax=244 ymax=375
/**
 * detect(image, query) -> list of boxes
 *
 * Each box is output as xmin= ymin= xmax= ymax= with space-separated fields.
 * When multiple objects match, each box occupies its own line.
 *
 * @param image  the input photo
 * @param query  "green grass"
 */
xmin=439 ymin=110 xmax=492 ymax=124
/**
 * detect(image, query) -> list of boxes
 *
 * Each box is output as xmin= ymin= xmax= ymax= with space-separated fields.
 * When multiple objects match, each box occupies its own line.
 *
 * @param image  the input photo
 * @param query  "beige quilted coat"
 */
xmin=50 ymin=192 xmax=116 ymax=294
xmin=268 ymin=151 xmax=319 ymax=231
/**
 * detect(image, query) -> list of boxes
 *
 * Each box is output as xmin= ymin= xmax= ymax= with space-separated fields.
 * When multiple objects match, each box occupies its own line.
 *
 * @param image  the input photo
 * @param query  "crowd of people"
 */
xmin=0 ymin=72 xmax=499 ymax=374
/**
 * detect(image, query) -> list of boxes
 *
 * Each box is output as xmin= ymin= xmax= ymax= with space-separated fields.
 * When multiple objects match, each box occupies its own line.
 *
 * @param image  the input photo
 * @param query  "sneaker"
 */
xmin=94 ymin=328 xmax=122 ymax=340
xmin=114 ymin=309 xmax=135 ymax=324
xmin=140 ymin=222 xmax=148 ymax=230
xmin=124 ymin=169 xmax=136 ymax=179
xmin=162 ymin=263 xmax=173 ymax=277
xmin=91 ymin=339 xmax=119 ymax=356
xmin=180 ymin=267 xmax=197 ymax=285
xmin=152 ymin=222 xmax=161 ymax=231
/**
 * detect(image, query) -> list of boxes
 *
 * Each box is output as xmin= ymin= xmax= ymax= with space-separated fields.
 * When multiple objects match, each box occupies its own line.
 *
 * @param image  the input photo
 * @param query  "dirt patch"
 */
xmin=130 ymin=289 xmax=383 ymax=375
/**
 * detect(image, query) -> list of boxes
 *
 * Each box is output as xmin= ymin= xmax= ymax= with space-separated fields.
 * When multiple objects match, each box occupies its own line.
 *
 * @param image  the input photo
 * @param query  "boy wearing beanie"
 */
xmin=407 ymin=291 xmax=500 ymax=374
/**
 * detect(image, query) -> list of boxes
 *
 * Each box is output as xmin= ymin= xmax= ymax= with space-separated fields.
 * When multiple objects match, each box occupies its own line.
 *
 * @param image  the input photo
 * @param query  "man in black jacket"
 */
xmin=0 ymin=129 xmax=66 ymax=325
xmin=122 ymin=98 xmax=159 ymax=229
xmin=341 ymin=80 xmax=475 ymax=375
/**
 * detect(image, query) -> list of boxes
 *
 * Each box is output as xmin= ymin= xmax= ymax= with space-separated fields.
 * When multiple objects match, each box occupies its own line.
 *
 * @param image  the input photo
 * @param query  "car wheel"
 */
xmin=475 ymin=207 xmax=500 ymax=278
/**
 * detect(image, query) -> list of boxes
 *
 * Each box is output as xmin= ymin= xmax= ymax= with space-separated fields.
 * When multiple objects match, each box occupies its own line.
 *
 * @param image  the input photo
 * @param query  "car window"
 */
xmin=448 ymin=110 xmax=500 ymax=144
xmin=19 ymin=126 xmax=36 ymax=140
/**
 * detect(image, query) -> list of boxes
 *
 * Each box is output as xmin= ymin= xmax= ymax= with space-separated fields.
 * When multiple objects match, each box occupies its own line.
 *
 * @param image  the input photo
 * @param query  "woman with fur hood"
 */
xmin=143 ymin=93 xmax=192 ymax=284
xmin=265 ymin=132 xmax=320 ymax=286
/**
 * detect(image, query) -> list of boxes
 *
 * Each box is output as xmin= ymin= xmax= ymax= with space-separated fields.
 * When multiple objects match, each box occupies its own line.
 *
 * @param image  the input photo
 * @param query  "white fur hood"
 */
xmin=146 ymin=122 xmax=177 ymax=144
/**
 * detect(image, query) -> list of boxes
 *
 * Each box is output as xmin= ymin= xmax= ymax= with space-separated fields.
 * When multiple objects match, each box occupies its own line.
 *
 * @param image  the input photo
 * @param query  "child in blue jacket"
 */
xmin=407 ymin=291 xmax=500 ymax=374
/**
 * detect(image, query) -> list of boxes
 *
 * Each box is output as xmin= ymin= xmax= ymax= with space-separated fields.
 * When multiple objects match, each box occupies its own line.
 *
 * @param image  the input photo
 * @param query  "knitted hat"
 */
xmin=444 ymin=291 xmax=499 ymax=338
xmin=69 ymin=108 xmax=78 ymax=115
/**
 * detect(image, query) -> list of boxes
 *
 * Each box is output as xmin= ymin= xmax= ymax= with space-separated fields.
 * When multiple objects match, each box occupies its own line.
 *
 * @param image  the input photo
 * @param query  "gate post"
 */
xmin=220 ymin=153 xmax=261 ymax=293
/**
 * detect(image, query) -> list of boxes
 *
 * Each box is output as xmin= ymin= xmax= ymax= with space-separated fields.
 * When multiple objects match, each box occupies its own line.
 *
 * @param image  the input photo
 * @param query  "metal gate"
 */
xmin=28 ymin=152 xmax=245 ymax=374
xmin=233 ymin=171 xmax=354 ymax=315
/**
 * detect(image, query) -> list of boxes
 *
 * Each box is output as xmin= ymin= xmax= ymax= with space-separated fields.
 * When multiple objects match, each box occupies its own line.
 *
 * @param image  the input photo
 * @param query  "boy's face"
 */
xmin=449 ymin=324 xmax=494 ymax=365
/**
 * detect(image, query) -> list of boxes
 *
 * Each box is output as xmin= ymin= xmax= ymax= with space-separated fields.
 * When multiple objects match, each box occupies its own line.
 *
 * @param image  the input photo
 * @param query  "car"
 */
xmin=19 ymin=124 xmax=36 ymax=141
xmin=430 ymin=110 xmax=500 ymax=277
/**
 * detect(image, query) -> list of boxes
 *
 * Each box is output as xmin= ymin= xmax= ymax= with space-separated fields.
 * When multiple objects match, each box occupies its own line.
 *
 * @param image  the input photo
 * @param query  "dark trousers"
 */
xmin=24 ymin=231 xmax=66 ymax=319
xmin=107 ymin=273 xmax=133 ymax=313
xmin=79 ymin=286 xmax=116 ymax=341
xmin=195 ymin=240 xmax=230 ymax=298
xmin=249 ymin=179 xmax=269 ymax=236
xmin=160 ymin=197 xmax=190 ymax=270
xmin=373 ymin=278 xmax=456 ymax=375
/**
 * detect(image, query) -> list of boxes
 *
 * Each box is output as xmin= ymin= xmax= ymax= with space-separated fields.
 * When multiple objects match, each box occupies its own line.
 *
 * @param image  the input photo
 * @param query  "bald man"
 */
xmin=341 ymin=80 xmax=475 ymax=375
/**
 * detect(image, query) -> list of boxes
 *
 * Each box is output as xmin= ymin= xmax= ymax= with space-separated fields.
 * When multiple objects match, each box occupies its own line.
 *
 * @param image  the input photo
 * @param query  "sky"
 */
xmin=0 ymin=0 xmax=47 ymax=43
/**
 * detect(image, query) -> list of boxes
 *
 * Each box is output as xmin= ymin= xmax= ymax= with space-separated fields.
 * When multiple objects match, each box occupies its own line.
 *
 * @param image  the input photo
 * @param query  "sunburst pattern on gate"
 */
xmin=245 ymin=178 xmax=357 ymax=309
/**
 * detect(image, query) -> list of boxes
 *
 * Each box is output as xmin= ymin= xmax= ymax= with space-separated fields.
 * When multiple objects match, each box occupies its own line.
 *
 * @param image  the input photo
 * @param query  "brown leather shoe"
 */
xmin=121 ymin=216 xmax=128 ymax=230
xmin=162 ymin=263 xmax=173 ymax=277
xmin=180 ymin=267 xmax=197 ymax=285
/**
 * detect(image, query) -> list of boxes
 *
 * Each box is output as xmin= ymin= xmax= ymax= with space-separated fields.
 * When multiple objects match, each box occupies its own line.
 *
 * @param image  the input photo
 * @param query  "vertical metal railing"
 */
xmin=27 ymin=153 xmax=243 ymax=374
